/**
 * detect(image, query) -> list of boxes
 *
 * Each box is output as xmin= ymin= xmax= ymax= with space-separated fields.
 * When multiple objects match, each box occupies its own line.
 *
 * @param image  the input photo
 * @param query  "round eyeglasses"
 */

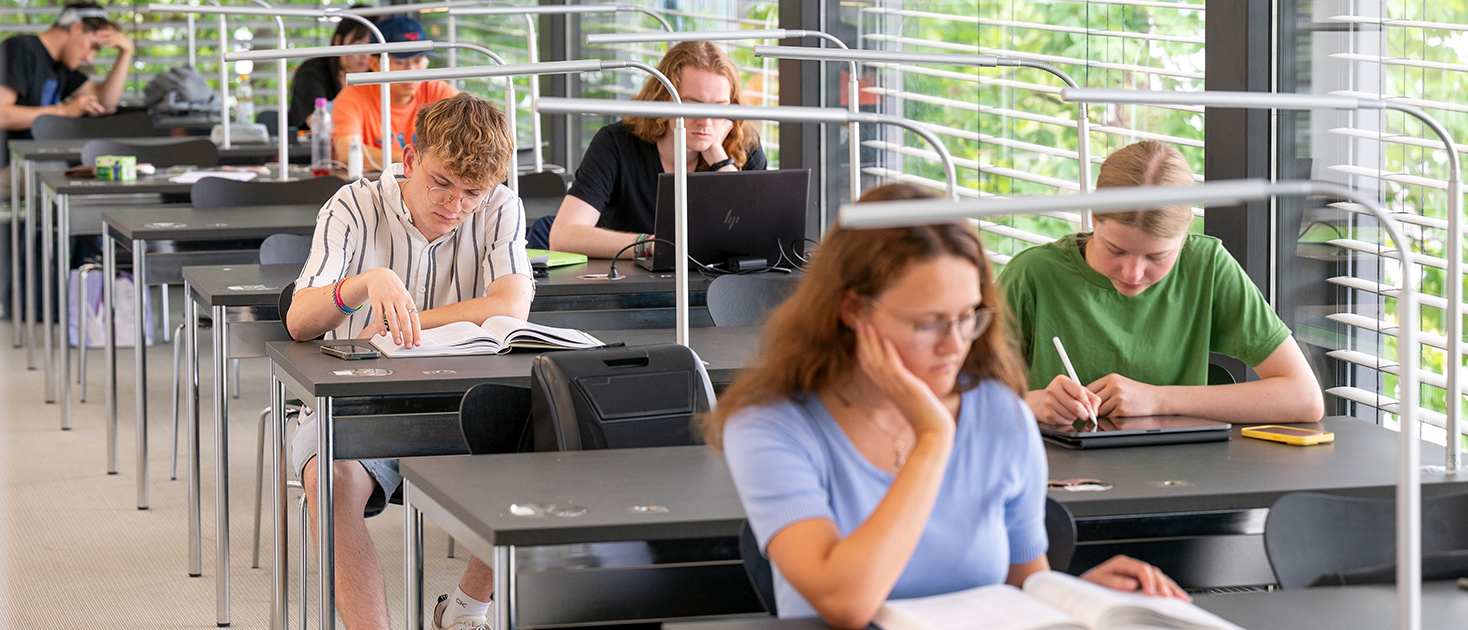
xmin=869 ymin=299 xmax=994 ymax=350
xmin=421 ymin=177 xmax=488 ymax=213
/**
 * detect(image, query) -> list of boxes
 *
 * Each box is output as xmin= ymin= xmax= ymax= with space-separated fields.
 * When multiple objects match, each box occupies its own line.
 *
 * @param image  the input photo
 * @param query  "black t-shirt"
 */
xmin=1 ymin=34 xmax=90 ymax=139
xmin=287 ymin=56 xmax=340 ymax=131
xmin=566 ymin=121 xmax=768 ymax=235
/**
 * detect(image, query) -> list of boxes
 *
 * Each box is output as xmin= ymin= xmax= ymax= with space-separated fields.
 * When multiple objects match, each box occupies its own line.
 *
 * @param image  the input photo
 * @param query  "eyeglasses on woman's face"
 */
xmin=868 ymin=299 xmax=994 ymax=350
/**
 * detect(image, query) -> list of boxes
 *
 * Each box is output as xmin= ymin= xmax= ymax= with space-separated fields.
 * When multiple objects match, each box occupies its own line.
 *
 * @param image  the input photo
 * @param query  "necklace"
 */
xmin=835 ymin=389 xmax=908 ymax=469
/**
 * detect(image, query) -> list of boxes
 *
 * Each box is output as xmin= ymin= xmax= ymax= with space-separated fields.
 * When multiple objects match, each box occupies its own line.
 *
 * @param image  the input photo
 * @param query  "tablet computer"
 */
xmin=1040 ymin=415 xmax=1231 ymax=450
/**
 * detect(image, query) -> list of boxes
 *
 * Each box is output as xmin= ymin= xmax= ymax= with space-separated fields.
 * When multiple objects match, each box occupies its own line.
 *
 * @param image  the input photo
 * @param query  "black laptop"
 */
xmin=637 ymin=169 xmax=811 ymax=272
xmin=1040 ymin=415 xmax=1231 ymax=450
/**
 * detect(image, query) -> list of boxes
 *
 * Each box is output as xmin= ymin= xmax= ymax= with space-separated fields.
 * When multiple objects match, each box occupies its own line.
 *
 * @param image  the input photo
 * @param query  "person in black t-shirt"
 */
xmin=0 ymin=2 xmax=133 ymax=139
xmin=546 ymin=41 xmax=767 ymax=258
xmin=286 ymin=7 xmax=376 ymax=131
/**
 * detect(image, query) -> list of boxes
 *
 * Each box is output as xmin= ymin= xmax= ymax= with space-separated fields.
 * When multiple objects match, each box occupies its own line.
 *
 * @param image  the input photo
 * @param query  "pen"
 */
xmin=1052 ymin=336 xmax=1098 ymax=425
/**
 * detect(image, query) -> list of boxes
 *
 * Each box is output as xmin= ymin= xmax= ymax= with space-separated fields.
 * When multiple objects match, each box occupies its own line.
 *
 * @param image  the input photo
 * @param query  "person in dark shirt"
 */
xmin=0 ymin=2 xmax=133 ymax=138
xmin=286 ymin=7 xmax=376 ymax=131
xmin=546 ymin=40 xmax=767 ymax=258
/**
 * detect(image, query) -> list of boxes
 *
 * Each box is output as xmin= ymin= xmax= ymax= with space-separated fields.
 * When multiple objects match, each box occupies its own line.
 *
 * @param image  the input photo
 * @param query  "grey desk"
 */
xmin=102 ymin=204 xmax=320 ymax=514
xmin=182 ymin=263 xmax=304 ymax=627
xmin=401 ymin=447 xmax=754 ymax=630
xmin=265 ymin=326 xmax=761 ymax=630
xmin=533 ymin=259 xmax=721 ymax=330
xmin=1046 ymin=418 xmax=1468 ymax=587
xmin=7 ymin=137 xmax=307 ymax=356
xmin=660 ymin=581 xmax=1468 ymax=630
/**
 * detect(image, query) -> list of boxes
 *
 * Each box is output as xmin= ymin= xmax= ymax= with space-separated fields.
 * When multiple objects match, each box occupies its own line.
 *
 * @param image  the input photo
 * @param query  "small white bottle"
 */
xmin=347 ymin=134 xmax=364 ymax=180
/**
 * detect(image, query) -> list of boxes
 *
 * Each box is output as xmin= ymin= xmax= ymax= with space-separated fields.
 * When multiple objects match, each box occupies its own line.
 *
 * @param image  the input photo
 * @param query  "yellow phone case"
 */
xmin=1242 ymin=425 xmax=1335 ymax=446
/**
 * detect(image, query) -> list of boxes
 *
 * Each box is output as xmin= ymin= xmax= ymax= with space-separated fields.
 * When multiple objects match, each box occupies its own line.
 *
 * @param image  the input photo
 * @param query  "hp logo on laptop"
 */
xmin=723 ymin=211 xmax=740 ymax=230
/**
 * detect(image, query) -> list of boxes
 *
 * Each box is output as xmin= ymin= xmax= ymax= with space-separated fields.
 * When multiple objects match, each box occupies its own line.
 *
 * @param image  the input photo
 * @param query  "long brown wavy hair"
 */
xmin=701 ymin=184 xmax=1028 ymax=449
xmin=623 ymin=40 xmax=757 ymax=170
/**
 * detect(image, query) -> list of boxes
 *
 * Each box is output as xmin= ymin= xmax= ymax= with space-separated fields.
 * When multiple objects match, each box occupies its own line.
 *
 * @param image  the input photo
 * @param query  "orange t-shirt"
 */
xmin=330 ymin=80 xmax=459 ymax=159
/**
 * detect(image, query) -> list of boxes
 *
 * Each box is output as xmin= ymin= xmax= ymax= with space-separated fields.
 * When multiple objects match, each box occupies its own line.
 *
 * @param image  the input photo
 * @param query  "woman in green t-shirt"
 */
xmin=999 ymin=141 xmax=1323 ymax=425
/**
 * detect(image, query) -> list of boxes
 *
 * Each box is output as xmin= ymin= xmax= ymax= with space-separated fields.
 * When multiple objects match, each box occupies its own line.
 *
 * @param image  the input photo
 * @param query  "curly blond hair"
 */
xmin=413 ymin=93 xmax=514 ymax=187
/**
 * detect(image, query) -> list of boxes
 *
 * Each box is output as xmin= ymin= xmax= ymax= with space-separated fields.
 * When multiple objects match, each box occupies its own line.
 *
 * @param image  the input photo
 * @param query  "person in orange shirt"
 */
xmin=329 ymin=15 xmax=458 ymax=170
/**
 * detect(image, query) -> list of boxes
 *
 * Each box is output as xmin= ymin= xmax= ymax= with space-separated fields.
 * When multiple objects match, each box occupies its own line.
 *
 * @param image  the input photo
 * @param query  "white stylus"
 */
xmin=1052 ymin=336 xmax=1098 ymax=424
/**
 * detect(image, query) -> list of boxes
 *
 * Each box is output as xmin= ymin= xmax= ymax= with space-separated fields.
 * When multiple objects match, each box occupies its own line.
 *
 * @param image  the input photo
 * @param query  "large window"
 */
xmin=821 ymin=0 xmax=1207 ymax=264
xmin=1282 ymin=0 xmax=1468 ymax=449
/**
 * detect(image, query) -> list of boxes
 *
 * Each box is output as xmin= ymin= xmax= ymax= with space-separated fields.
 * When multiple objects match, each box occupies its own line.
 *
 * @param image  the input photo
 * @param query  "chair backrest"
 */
xmin=1206 ymin=362 xmax=1237 ymax=385
xmin=256 ymin=109 xmax=280 ymax=137
xmin=529 ymin=343 xmax=715 ymax=451
xmin=459 ymin=383 xmax=534 ymax=454
xmin=1044 ymin=498 xmax=1078 ymax=573
xmin=706 ymin=274 xmax=803 ymax=327
xmin=81 ymin=138 xmax=220 ymax=168
xmin=518 ymin=171 xmax=569 ymax=199
xmin=1264 ymin=490 xmax=1468 ymax=588
xmin=192 ymin=175 xmax=345 ymax=210
xmin=31 ymin=111 xmax=154 ymax=140
xmin=739 ymin=522 xmax=778 ymax=616
xmin=259 ymin=234 xmax=313 ymax=265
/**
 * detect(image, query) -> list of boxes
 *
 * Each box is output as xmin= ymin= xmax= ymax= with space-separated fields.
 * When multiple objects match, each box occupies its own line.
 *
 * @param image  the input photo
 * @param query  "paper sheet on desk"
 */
xmin=168 ymin=170 xmax=259 ymax=184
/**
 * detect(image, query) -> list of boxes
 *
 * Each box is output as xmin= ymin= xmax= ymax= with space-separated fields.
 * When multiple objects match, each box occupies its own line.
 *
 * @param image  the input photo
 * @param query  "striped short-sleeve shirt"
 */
xmin=294 ymin=164 xmax=533 ymax=340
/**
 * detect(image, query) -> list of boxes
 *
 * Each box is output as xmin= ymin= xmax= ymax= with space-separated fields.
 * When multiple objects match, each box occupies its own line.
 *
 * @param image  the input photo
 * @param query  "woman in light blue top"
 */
xmin=704 ymin=184 xmax=1189 ymax=628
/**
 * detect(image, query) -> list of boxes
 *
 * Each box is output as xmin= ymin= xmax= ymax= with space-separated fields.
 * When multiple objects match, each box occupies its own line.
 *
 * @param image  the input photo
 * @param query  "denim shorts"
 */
xmin=292 ymin=411 xmax=403 ymax=518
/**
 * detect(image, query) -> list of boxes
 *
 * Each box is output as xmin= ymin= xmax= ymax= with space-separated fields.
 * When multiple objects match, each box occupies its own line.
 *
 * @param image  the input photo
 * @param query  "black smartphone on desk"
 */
xmin=321 ymin=342 xmax=380 ymax=360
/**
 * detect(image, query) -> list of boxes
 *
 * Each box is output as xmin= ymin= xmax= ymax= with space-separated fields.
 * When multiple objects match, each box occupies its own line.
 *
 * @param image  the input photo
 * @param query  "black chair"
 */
xmin=81 ymin=138 xmax=220 ymax=168
xmin=191 ymin=175 xmax=346 ymax=210
xmin=259 ymin=234 xmax=312 ymax=266
xmin=458 ymin=383 xmax=534 ymax=455
xmin=256 ymin=109 xmax=280 ymax=138
xmin=706 ymin=274 xmax=803 ymax=327
xmin=30 ymin=111 xmax=153 ymax=140
xmin=518 ymin=171 xmax=569 ymax=198
xmin=740 ymin=522 xmax=777 ymax=616
xmin=1264 ymin=490 xmax=1468 ymax=588
xmin=1207 ymin=362 xmax=1237 ymax=385
xmin=1045 ymin=497 xmax=1077 ymax=573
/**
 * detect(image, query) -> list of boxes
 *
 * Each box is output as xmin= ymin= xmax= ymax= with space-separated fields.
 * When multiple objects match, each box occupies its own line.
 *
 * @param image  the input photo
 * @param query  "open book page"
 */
xmin=481 ymin=316 xmax=605 ymax=349
xmin=368 ymin=321 xmax=505 ymax=357
xmin=1023 ymin=572 xmax=1242 ymax=630
xmin=876 ymin=584 xmax=1087 ymax=630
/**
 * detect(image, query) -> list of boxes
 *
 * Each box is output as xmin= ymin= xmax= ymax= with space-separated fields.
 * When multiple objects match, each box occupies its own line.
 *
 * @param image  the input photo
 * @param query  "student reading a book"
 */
xmin=706 ymin=184 xmax=1188 ymax=628
xmin=286 ymin=93 xmax=531 ymax=630
xmin=998 ymin=141 xmax=1323 ymax=425
xmin=540 ymin=40 xmax=767 ymax=256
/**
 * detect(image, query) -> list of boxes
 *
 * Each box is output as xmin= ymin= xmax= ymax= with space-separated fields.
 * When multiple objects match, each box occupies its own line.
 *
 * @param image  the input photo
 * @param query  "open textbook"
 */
xmin=876 ymin=571 xmax=1241 ymax=630
xmin=369 ymin=316 xmax=605 ymax=358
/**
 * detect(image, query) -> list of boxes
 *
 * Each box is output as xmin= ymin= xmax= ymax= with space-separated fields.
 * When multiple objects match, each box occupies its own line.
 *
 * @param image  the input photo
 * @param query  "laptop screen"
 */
xmin=645 ymin=169 xmax=811 ymax=272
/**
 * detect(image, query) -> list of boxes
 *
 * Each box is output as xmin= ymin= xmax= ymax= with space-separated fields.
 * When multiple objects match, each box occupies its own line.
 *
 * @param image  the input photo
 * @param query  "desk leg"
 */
xmin=270 ymin=363 xmax=288 ymax=630
xmin=10 ymin=153 xmax=20 ymax=348
xmin=186 ymin=287 xmax=201 ymax=576
xmin=25 ymin=160 xmax=36 ymax=369
xmin=317 ymin=395 xmax=336 ymax=630
xmin=104 ymin=228 xmax=116 ymax=475
xmin=214 ymin=304 xmax=231 ymax=627
xmin=404 ymin=481 xmax=424 ymax=630
xmin=41 ymin=187 xmax=53 ymax=403
xmin=134 ymin=239 xmax=148 ymax=510
xmin=59 ymin=194 xmax=71 ymax=430
xmin=494 ymin=546 xmax=512 ymax=630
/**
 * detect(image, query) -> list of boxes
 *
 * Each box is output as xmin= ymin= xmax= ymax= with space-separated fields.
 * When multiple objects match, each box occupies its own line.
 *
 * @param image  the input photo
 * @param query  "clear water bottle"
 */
xmin=309 ymin=98 xmax=333 ymax=177
xmin=236 ymin=74 xmax=254 ymax=123
xmin=347 ymin=134 xmax=364 ymax=180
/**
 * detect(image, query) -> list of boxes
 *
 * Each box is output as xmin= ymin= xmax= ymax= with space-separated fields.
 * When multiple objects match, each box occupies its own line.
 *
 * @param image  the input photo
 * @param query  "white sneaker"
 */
xmin=432 ymin=593 xmax=491 ymax=630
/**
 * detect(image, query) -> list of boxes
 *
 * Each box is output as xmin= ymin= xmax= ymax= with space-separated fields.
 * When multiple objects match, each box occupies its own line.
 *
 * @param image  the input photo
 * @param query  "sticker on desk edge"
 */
xmin=1047 ymin=478 xmax=1112 ymax=492
xmin=332 ymin=368 xmax=392 ymax=377
xmin=227 ymin=284 xmax=277 ymax=292
xmin=507 ymin=503 xmax=587 ymax=518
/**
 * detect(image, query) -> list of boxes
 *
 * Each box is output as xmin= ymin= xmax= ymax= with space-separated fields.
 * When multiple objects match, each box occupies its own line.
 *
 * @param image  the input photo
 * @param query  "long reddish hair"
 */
xmin=701 ymin=184 xmax=1028 ymax=449
xmin=622 ymin=41 xmax=757 ymax=170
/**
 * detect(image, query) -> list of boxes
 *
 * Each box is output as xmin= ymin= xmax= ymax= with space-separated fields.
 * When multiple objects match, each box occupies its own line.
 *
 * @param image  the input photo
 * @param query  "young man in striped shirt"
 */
xmin=287 ymin=93 xmax=532 ymax=630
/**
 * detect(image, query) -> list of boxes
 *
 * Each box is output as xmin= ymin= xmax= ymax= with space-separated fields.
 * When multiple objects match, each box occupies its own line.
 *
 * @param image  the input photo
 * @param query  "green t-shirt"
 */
xmin=998 ymin=233 xmax=1291 ymax=391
